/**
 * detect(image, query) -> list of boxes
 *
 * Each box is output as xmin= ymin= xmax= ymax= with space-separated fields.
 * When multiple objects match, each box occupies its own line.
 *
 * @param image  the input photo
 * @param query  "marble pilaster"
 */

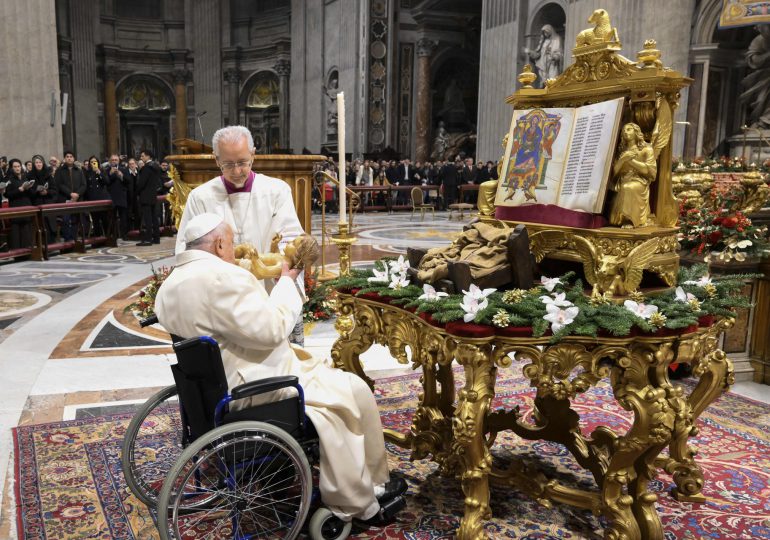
xmin=70 ymin=0 xmax=101 ymax=158
xmin=188 ymin=0 xmax=222 ymax=142
xmin=476 ymin=0 xmax=520 ymax=162
xmin=103 ymin=66 xmax=119 ymax=157
xmin=173 ymin=70 xmax=190 ymax=140
xmin=274 ymin=60 xmax=291 ymax=150
xmin=0 ymin=0 xmax=63 ymax=159
xmin=415 ymin=38 xmax=438 ymax=162
xmin=224 ymin=69 xmax=240 ymax=127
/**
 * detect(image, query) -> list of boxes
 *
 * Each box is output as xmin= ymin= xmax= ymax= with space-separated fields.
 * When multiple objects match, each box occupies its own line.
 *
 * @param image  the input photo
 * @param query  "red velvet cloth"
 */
xmin=698 ymin=315 xmax=715 ymax=327
xmin=445 ymin=321 xmax=496 ymax=338
xmin=495 ymin=326 xmax=534 ymax=338
xmin=495 ymin=204 xmax=607 ymax=229
xmin=418 ymin=312 xmax=445 ymax=328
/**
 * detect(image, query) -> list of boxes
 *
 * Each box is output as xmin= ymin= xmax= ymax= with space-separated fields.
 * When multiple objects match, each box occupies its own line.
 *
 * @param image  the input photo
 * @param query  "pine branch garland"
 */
xmin=326 ymin=261 xmax=759 ymax=341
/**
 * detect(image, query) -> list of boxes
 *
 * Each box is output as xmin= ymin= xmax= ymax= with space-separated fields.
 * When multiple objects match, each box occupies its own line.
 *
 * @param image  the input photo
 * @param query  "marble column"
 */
xmin=0 ymin=0 xmax=63 ymax=158
xmin=103 ymin=66 xmax=119 ymax=156
xmin=188 ymin=0 xmax=222 ymax=143
xmin=476 ymin=0 xmax=520 ymax=162
xmin=274 ymin=60 xmax=291 ymax=150
xmin=70 ymin=0 xmax=100 ymax=157
xmin=224 ymin=69 xmax=240 ymax=127
xmin=59 ymin=60 xmax=75 ymax=153
xmin=415 ymin=38 xmax=438 ymax=162
xmin=173 ymin=70 xmax=189 ymax=140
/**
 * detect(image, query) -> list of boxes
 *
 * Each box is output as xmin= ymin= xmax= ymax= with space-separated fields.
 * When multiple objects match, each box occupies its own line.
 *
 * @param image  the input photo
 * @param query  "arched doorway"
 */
xmin=116 ymin=75 xmax=174 ymax=158
xmin=430 ymin=49 xmax=479 ymax=158
xmin=527 ymin=2 xmax=566 ymax=88
xmin=686 ymin=0 xmax=757 ymax=158
xmin=241 ymin=71 xmax=280 ymax=154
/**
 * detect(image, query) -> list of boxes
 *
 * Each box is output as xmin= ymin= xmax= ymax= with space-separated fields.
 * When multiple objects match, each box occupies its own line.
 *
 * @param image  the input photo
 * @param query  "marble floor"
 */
xmin=0 ymin=210 xmax=768 ymax=539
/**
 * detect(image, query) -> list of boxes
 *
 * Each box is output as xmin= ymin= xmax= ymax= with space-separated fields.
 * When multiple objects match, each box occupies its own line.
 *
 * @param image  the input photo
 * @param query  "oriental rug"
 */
xmin=13 ymin=371 xmax=770 ymax=539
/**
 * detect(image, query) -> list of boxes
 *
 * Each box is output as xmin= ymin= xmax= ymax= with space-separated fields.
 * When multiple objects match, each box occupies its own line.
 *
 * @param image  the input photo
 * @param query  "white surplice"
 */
xmin=156 ymin=250 xmax=390 ymax=521
xmin=175 ymin=173 xmax=304 ymax=255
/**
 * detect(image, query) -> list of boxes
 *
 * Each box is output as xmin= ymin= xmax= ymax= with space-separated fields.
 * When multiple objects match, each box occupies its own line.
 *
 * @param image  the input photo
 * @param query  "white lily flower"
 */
xmin=388 ymin=255 xmax=410 ymax=275
xmin=539 ymin=292 xmax=573 ymax=308
xmin=623 ymin=300 xmax=659 ymax=319
xmin=367 ymin=265 xmax=390 ymax=283
xmin=388 ymin=271 xmax=410 ymax=289
xmin=674 ymin=286 xmax=696 ymax=303
xmin=540 ymin=276 xmax=562 ymax=292
xmin=461 ymin=283 xmax=496 ymax=301
xmin=418 ymin=283 xmax=449 ymax=301
xmin=461 ymin=296 xmax=488 ymax=322
xmin=543 ymin=304 xmax=579 ymax=333
xmin=684 ymin=275 xmax=712 ymax=287
xmin=727 ymin=239 xmax=752 ymax=249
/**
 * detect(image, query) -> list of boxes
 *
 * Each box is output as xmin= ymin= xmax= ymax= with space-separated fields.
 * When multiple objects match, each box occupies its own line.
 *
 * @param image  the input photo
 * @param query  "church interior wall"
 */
xmin=476 ymin=0 xmax=520 ymax=163
xmin=0 ymin=0 xmax=64 ymax=160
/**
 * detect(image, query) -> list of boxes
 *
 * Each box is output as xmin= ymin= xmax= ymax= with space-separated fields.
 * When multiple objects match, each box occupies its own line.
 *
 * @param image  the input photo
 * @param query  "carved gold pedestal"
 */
xmin=332 ymin=293 xmax=734 ymax=540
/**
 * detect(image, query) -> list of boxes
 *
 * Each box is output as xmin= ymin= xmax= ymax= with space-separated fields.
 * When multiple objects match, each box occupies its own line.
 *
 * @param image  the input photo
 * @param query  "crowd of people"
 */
xmin=315 ymin=155 xmax=500 ymax=211
xmin=0 ymin=151 xmax=176 ymax=251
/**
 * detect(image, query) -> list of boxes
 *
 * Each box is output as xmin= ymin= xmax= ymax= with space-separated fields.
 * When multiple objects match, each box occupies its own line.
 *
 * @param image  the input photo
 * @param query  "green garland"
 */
xmin=330 ymin=261 xmax=754 ymax=342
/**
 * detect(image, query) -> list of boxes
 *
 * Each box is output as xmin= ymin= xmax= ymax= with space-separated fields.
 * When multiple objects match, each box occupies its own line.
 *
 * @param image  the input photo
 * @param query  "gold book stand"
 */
xmin=479 ymin=9 xmax=692 ymax=296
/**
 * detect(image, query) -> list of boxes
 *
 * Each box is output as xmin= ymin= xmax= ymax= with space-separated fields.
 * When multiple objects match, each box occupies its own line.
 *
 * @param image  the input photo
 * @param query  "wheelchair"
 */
xmin=121 ymin=314 xmax=375 ymax=540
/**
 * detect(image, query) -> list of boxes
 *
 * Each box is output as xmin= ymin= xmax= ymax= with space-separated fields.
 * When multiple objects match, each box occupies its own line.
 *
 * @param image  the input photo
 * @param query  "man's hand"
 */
xmin=281 ymin=261 xmax=301 ymax=281
xmin=71 ymin=192 xmax=79 ymax=201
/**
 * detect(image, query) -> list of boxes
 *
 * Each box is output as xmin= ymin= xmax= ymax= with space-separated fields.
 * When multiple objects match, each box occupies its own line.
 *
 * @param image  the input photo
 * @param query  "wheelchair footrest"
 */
xmin=379 ymin=495 xmax=406 ymax=521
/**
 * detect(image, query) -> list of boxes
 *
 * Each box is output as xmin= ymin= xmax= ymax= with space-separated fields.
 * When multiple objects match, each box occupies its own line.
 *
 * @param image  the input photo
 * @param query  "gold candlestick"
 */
xmin=330 ymin=221 xmax=356 ymax=276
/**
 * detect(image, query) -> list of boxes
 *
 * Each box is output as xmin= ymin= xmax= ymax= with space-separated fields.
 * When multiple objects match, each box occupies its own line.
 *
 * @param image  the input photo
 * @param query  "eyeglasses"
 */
xmin=217 ymin=159 xmax=253 ymax=172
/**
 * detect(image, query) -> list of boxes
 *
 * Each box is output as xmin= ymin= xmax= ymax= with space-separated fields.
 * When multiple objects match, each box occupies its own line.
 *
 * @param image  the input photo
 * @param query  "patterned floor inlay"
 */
xmin=0 ymin=270 xmax=111 ymax=288
xmin=0 ymin=290 xmax=52 ymax=316
xmin=87 ymin=320 xmax=170 ymax=350
xmin=0 ymin=316 xmax=20 ymax=329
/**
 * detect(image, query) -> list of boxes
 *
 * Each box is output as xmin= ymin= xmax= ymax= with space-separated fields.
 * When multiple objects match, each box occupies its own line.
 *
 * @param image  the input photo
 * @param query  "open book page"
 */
xmin=494 ymin=107 xmax=576 ymax=207
xmin=557 ymin=97 xmax=624 ymax=213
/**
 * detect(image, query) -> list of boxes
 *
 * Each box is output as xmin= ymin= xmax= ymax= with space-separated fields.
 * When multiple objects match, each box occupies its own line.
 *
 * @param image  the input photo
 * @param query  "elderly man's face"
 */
xmin=216 ymin=136 xmax=254 ymax=187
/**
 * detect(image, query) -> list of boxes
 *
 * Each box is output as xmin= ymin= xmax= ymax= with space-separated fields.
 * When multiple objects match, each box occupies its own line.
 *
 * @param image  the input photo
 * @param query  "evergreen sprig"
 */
xmin=327 ymin=260 xmax=758 ymax=342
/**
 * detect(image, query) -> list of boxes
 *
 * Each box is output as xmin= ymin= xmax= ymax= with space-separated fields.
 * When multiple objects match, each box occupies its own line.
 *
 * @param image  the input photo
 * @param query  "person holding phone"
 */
xmin=5 ymin=159 xmax=36 ymax=250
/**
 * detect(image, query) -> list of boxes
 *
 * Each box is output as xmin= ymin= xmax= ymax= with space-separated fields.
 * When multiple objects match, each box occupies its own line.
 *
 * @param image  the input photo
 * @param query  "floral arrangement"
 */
xmin=124 ymin=265 xmax=173 ymax=319
xmin=678 ymin=186 xmax=768 ymax=262
xmin=330 ymin=257 xmax=753 ymax=342
xmin=673 ymin=156 xmax=770 ymax=173
xmin=303 ymin=271 xmax=336 ymax=323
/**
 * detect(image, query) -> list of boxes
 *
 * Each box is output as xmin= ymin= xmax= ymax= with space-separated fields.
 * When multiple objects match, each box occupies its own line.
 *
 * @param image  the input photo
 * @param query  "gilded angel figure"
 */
xmin=609 ymin=123 xmax=657 ymax=228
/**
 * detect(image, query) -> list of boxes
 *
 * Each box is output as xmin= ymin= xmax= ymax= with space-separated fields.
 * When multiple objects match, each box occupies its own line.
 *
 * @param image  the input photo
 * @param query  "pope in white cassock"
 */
xmin=157 ymin=212 xmax=407 ymax=524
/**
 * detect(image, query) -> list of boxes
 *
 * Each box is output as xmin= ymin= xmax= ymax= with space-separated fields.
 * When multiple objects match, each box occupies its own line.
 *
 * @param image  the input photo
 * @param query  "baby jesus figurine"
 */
xmin=235 ymin=233 xmax=320 ymax=280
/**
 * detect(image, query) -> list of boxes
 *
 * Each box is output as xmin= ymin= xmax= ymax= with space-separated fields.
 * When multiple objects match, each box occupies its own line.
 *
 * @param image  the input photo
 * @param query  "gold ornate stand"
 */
xmin=331 ymin=293 xmax=734 ymax=540
xmin=330 ymin=221 xmax=356 ymax=277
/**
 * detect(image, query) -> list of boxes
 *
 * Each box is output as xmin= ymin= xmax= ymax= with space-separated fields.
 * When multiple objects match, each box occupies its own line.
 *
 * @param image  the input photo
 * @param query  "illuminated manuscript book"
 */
xmin=494 ymin=97 xmax=624 ymax=215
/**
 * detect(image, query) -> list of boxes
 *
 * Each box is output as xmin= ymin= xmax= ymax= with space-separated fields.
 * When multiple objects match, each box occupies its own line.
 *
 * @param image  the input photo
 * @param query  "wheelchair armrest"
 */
xmin=139 ymin=314 xmax=159 ymax=327
xmin=231 ymin=375 xmax=300 ymax=401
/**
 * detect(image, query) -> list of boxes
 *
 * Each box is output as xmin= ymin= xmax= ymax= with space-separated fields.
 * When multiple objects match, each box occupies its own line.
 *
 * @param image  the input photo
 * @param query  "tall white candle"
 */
xmin=337 ymin=91 xmax=347 ymax=224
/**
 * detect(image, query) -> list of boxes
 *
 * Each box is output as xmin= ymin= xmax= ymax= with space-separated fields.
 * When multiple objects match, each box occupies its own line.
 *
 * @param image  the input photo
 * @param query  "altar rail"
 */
xmin=0 ymin=199 xmax=129 ymax=260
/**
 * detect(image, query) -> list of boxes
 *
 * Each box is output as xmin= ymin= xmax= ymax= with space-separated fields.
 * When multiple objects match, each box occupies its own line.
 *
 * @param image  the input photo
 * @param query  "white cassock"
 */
xmin=175 ymin=172 xmax=304 ymax=255
xmin=155 ymin=250 xmax=389 ymax=521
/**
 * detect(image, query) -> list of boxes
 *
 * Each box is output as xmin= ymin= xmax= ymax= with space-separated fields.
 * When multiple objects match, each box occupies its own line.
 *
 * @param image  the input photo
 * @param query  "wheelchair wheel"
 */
xmin=308 ymin=507 xmax=352 ymax=540
xmin=121 ymin=385 xmax=185 ymax=507
xmin=157 ymin=421 xmax=312 ymax=540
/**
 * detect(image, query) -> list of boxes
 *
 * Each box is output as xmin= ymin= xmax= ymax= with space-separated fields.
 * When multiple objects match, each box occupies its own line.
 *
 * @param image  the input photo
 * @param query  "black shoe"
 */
xmin=376 ymin=477 xmax=408 ymax=503
xmin=152 ymin=239 xmax=160 ymax=244
xmin=136 ymin=241 xmax=153 ymax=246
xmin=352 ymin=495 xmax=406 ymax=531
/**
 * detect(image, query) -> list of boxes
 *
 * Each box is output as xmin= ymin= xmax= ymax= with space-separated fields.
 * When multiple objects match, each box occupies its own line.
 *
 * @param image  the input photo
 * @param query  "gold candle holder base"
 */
xmin=316 ymin=268 xmax=339 ymax=282
xmin=330 ymin=221 xmax=357 ymax=277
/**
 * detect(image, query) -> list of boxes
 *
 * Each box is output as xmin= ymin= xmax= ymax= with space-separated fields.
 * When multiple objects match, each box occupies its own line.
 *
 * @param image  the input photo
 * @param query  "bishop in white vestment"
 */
xmin=175 ymin=169 xmax=303 ymax=255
